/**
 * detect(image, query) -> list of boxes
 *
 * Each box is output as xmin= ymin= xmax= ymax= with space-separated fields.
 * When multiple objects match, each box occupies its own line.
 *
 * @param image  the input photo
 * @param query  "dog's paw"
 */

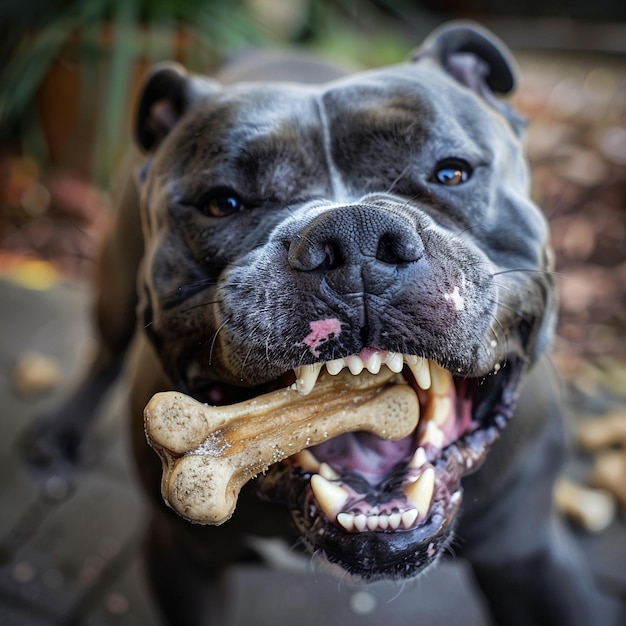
xmin=20 ymin=413 xmax=97 ymax=471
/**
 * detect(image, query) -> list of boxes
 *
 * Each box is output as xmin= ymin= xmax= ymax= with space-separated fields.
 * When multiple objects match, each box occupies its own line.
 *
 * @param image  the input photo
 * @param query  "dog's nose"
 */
xmin=287 ymin=204 xmax=423 ymax=293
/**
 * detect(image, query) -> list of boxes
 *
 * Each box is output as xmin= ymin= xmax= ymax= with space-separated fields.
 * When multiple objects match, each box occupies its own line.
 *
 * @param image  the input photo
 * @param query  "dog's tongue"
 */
xmin=311 ymin=430 xmax=415 ymax=481
xmin=144 ymin=368 xmax=419 ymax=525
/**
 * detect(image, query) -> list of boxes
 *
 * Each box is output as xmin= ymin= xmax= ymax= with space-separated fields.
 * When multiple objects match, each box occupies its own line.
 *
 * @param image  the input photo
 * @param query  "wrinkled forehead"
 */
xmin=155 ymin=83 xmax=322 ymax=179
xmin=193 ymin=62 xmax=463 ymax=122
xmin=158 ymin=61 xmax=513 ymax=182
xmin=322 ymin=63 xmax=515 ymax=155
xmin=222 ymin=62 xmax=505 ymax=143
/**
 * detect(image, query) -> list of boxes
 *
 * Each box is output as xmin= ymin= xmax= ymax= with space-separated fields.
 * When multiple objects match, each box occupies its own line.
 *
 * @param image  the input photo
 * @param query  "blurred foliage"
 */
xmin=0 ymin=0 xmax=264 ymax=133
xmin=0 ymin=0 xmax=420 ymax=131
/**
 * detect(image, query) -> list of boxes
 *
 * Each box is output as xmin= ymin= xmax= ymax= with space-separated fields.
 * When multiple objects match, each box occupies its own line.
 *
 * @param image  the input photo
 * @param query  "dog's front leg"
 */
xmin=469 ymin=523 xmax=605 ymax=626
xmin=143 ymin=511 xmax=232 ymax=626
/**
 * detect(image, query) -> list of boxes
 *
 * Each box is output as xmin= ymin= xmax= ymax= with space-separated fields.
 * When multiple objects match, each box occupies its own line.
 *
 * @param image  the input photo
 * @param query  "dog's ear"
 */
xmin=135 ymin=63 xmax=220 ymax=152
xmin=412 ymin=21 xmax=524 ymax=133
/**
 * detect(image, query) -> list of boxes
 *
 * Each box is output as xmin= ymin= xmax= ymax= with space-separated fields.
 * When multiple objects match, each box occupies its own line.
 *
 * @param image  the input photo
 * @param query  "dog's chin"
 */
xmin=195 ymin=350 xmax=525 ymax=581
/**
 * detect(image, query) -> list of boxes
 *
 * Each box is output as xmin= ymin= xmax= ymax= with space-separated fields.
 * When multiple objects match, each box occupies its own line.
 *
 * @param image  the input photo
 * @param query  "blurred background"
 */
xmin=0 ymin=1 xmax=625 ymax=625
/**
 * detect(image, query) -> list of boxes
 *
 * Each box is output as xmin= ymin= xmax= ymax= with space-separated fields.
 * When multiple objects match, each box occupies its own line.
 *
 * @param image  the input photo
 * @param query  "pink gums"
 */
xmin=302 ymin=318 xmax=342 ymax=357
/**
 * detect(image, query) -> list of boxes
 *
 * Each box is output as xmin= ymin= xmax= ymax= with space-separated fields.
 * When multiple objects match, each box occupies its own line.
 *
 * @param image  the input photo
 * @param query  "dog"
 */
xmin=24 ymin=21 xmax=606 ymax=626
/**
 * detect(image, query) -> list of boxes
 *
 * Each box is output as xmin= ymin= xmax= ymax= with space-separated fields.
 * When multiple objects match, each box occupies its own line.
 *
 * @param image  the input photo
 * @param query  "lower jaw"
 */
xmin=252 ymin=361 xmax=523 ymax=580
xmin=298 ymin=507 xmax=456 ymax=582
xmin=252 ymin=422 xmax=498 ymax=580
xmin=256 ymin=465 xmax=459 ymax=581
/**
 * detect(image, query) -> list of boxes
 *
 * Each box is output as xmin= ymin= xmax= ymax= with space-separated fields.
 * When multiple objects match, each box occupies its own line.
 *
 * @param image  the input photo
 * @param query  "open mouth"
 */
xmin=253 ymin=349 xmax=523 ymax=580
xmin=144 ymin=346 xmax=524 ymax=581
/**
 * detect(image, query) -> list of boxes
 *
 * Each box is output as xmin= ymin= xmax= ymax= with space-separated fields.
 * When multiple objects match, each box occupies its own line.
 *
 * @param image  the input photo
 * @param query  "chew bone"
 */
xmin=144 ymin=368 xmax=418 ymax=525
xmin=554 ymin=477 xmax=616 ymax=532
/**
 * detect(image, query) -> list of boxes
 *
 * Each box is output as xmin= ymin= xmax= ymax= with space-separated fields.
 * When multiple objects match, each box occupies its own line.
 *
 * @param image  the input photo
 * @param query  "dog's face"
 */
xmin=136 ymin=23 xmax=554 ymax=581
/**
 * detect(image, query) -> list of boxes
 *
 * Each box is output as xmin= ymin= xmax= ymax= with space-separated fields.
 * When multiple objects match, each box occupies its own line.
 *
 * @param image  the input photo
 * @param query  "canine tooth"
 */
xmin=426 ymin=396 xmax=452 ymax=427
xmin=365 ymin=351 xmax=382 ymax=374
xmin=406 ymin=357 xmax=431 ymax=390
xmin=404 ymin=467 xmax=435 ymax=518
xmin=385 ymin=352 xmax=404 ymax=373
xmin=401 ymin=509 xmax=418 ymax=529
xmin=310 ymin=474 xmax=348 ymax=519
xmin=420 ymin=421 xmax=445 ymax=448
xmin=354 ymin=514 xmax=367 ymax=532
xmin=367 ymin=515 xmax=379 ymax=531
xmin=292 ymin=449 xmax=320 ymax=472
xmin=337 ymin=512 xmax=355 ymax=532
xmin=409 ymin=447 xmax=427 ymax=469
xmin=347 ymin=355 xmax=364 ymax=375
xmin=326 ymin=358 xmax=345 ymax=375
xmin=294 ymin=363 xmax=323 ymax=395
xmin=430 ymin=361 xmax=452 ymax=395
xmin=377 ymin=514 xmax=389 ymax=530
xmin=389 ymin=512 xmax=401 ymax=530
xmin=319 ymin=462 xmax=340 ymax=481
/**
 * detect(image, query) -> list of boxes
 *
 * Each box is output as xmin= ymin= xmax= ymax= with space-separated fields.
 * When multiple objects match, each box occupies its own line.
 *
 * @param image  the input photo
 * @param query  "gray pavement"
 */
xmin=0 ymin=277 xmax=624 ymax=625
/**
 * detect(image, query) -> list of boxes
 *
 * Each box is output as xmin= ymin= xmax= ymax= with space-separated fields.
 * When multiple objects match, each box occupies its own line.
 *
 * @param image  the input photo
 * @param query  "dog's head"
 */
xmin=135 ymin=22 xmax=555 ymax=581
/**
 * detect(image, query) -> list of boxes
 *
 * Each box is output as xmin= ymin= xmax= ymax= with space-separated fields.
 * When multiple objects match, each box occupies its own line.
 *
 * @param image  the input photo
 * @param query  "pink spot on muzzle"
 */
xmin=302 ymin=318 xmax=342 ymax=357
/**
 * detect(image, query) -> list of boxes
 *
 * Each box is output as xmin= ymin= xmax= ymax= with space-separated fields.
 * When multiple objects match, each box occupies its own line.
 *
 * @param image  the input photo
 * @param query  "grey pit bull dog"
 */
xmin=25 ymin=21 xmax=605 ymax=626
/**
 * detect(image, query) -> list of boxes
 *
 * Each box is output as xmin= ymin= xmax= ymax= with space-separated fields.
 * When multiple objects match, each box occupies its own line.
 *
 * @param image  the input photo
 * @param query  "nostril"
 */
xmin=376 ymin=232 xmax=422 ymax=265
xmin=321 ymin=242 xmax=342 ymax=271
xmin=315 ymin=241 xmax=344 ymax=271
xmin=288 ymin=237 xmax=344 ymax=272
xmin=376 ymin=234 xmax=402 ymax=265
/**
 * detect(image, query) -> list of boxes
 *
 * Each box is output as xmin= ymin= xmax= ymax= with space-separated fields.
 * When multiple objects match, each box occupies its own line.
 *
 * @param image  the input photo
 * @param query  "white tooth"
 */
xmin=365 ymin=351 xmax=382 ymax=374
xmin=377 ymin=514 xmax=389 ymax=530
xmin=367 ymin=515 xmax=379 ymax=531
xmin=404 ymin=467 xmax=435 ymax=518
xmin=389 ymin=512 xmax=401 ymax=530
xmin=326 ymin=358 xmax=345 ymax=375
xmin=430 ymin=361 xmax=452 ymax=395
xmin=337 ymin=512 xmax=354 ymax=532
xmin=401 ymin=509 xmax=418 ymax=529
xmin=310 ymin=474 xmax=348 ymax=519
xmin=385 ymin=352 xmax=404 ymax=373
xmin=404 ymin=354 xmax=418 ymax=365
xmin=354 ymin=514 xmax=367 ymax=532
xmin=409 ymin=447 xmax=427 ymax=469
xmin=406 ymin=357 xmax=431 ymax=390
xmin=291 ymin=450 xmax=320 ymax=472
xmin=319 ymin=462 xmax=339 ymax=481
xmin=347 ymin=355 xmax=364 ymax=375
xmin=294 ymin=363 xmax=323 ymax=395
xmin=420 ymin=421 xmax=445 ymax=449
xmin=426 ymin=396 xmax=452 ymax=427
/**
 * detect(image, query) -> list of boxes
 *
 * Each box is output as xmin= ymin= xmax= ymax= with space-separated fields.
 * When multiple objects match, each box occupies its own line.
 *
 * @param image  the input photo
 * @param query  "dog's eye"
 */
xmin=432 ymin=161 xmax=472 ymax=186
xmin=203 ymin=194 xmax=243 ymax=217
